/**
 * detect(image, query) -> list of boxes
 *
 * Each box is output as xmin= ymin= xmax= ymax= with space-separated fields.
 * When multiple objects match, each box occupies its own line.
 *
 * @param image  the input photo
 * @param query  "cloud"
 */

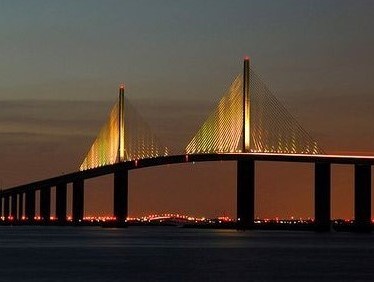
xmin=0 ymin=99 xmax=113 ymax=137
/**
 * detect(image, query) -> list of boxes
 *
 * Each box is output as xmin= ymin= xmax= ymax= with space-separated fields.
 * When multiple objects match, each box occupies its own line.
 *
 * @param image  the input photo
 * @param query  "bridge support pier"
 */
xmin=11 ymin=194 xmax=17 ymax=220
xmin=72 ymin=179 xmax=84 ymax=223
xmin=113 ymin=169 xmax=128 ymax=223
xmin=18 ymin=193 xmax=23 ymax=220
xmin=314 ymin=162 xmax=331 ymax=232
xmin=0 ymin=196 xmax=2 ymax=219
xmin=25 ymin=190 xmax=36 ymax=222
xmin=237 ymin=159 xmax=255 ymax=230
xmin=40 ymin=187 xmax=51 ymax=222
xmin=4 ymin=196 xmax=10 ymax=220
xmin=354 ymin=164 xmax=371 ymax=232
xmin=56 ymin=183 xmax=67 ymax=223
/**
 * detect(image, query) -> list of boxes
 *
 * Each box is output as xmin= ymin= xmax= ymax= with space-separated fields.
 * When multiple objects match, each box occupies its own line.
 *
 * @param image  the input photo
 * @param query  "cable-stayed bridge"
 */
xmin=1 ymin=58 xmax=373 ymax=232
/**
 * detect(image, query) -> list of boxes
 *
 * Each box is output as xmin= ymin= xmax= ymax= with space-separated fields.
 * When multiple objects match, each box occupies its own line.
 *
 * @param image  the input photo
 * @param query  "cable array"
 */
xmin=249 ymin=68 xmax=323 ymax=154
xmin=80 ymin=102 xmax=120 ymax=170
xmin=185 ymin=76 xmax=243 ymax=154
xmin=185 ymin=69 xmax=323 ymax=155
xmin=80 ymin=98 xmax=168 ymax=171
xmin=123 ymin=98 xmax=169 ymax=160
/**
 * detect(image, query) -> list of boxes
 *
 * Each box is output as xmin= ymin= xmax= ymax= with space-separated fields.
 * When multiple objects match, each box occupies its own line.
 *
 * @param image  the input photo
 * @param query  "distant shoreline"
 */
xmin=0 ymin=219 xmax=372 ymax=232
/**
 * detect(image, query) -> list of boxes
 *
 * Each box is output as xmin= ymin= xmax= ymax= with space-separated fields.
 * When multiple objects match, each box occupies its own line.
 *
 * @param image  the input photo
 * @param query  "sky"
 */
xmin=0 ymin=0 xmax=374 ymax=219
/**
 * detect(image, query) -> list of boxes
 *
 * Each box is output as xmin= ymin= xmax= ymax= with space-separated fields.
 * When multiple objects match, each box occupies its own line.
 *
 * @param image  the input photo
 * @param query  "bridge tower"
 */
xmin=237 ymin=57 xmax=255 ymax=230
xmin=115 ymin=83 xmax=128 ymax=224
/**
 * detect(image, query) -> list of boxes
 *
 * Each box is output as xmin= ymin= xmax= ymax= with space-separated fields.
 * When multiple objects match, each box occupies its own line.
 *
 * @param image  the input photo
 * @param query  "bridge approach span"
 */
xmin=2 ymin=153 xmax=374 ymax=196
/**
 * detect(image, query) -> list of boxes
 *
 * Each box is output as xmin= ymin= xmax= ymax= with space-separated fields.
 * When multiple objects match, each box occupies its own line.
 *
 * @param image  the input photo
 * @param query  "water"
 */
xmin=0 ymin=226 xmax=373 ymax=281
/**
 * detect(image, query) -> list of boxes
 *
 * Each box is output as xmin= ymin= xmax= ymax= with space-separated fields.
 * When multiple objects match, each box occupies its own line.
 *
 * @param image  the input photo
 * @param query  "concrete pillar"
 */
xmin=11 ymin=194 xmax=17 ymax=220
xmin=25 ymin=190 xmax=36 ymax=221
xmin=314 ymin=162 xmax=331 ymax=232
xmin=56 ymin=183 xmax=67 ymax=223
xmin=40 ymin=187 xmax=51 ymax=222
xmin=354 ymin=164 xmax=371 ymax=232
xmin=237 ymin=159 xmax=255 ymax=230
xmin=0 ymin=196 xmax=2 ymax=219
xmin=114 ymin=169 xmax=128 ymax=222
xmin=72 ymin=179 xmax=84 ymax=222
xmin=4 ymin=196 xmax=10 ymax=220
xmin=18 ymin=193 xmax=23 ymax=220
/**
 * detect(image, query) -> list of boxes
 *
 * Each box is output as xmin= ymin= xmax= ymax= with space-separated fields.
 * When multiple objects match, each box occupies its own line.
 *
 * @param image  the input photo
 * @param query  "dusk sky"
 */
xmin=1 ymin=1 xmax=373 ymax=219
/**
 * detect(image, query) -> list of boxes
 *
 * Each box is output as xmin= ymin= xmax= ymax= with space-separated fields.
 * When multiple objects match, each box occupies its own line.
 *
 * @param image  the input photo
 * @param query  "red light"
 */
xmin=119 ymin=83 xmax=125 ymax=90
xmin=244 ymin=55 xmax=250 ymax=61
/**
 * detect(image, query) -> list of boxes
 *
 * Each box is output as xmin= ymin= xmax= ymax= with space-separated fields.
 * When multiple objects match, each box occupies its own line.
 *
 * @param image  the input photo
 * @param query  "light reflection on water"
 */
xmin=0 ymin=226 xmax=373 ymax=281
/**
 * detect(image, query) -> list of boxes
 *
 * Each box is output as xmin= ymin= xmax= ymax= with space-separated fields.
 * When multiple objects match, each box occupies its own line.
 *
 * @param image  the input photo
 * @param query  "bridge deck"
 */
xmin=1 ymin=153 xmax=374 ymax=196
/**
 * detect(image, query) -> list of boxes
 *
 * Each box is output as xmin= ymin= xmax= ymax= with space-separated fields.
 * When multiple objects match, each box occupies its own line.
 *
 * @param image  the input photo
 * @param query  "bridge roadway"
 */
xmin=1 ymin=153 xmax=373 ymax=232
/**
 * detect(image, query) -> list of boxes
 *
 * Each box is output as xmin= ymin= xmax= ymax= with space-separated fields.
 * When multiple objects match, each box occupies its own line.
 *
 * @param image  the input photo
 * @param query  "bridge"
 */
xmin=0 ymin=58 xmax=372 ymax=232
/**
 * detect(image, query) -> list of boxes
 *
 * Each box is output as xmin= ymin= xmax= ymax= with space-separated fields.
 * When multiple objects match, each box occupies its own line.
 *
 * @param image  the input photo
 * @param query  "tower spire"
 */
xmin=243 ymin=56 xmax=250 ymax=153
xmin=118 ymin=83 xmax=125 ymax=162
